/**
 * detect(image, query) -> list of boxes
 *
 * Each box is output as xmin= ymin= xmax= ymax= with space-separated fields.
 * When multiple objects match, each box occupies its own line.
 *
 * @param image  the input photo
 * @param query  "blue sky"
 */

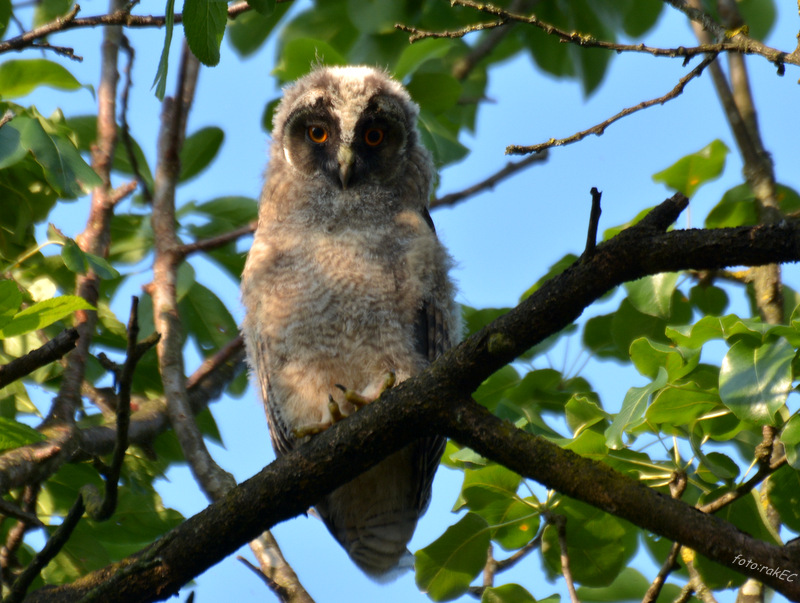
xmin=18 ymin=0 xmax=800 ymax=601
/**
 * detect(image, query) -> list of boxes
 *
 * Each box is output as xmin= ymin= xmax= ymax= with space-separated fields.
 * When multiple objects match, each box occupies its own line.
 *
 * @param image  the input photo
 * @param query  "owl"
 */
xmin=241 ymin=65 xmax=459 ymax=578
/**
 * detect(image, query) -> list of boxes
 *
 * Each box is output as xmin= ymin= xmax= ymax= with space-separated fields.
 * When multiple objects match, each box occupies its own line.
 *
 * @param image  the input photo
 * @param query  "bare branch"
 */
xmin=440 ymin=0 xmax=799 ymax=68
xmin=82 ymin=297 xmax=159 ymax=521
xmin=547 ymin=514 xmax=579 ymax=603
xmin=19 ymin=196 xmax=800 ymax=602
xmin=4 ymin=495 xmax=85 ymax=603
xmin=46 ymin=0 xmax=125 ymax=426
xmin=582 ymin=187 xmax=602 ymax=258
xmin=507 ymin=53 xmax=718 ymax=155
xmin=176 ymin=221 xmax=257 ymax=259
xmin=431 ymin=150 xmax=548 ymax=209
xmin=0 ymin=328 xmax=79 ymax=389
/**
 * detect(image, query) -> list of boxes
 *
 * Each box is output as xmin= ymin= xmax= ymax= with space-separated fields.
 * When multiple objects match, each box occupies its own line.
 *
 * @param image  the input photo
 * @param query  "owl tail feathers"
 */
xmin=348 ymin=543 xmax=415 ymax=583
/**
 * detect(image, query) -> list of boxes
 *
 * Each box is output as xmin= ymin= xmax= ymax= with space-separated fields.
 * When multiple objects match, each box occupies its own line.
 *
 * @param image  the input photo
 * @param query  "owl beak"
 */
xmin=337 ymin=146 xmax=354 ymax=189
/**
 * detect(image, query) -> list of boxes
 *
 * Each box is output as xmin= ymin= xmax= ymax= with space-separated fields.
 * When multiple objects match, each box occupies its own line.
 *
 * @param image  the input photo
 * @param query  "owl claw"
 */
xmin=328 ymin=394 xmax=345 ymax=422
xmin=335 ymin=371 xmax=397 ymax=408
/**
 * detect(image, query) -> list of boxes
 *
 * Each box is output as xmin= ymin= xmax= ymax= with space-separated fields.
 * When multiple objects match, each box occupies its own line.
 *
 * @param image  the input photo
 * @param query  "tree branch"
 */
xmin=411 ymin=0 xmax=800 ymax=69
xmin=20 ymin=195 xmax=800 ymax=602
xmin=46 ymin=0 xmax=125 ymax=427
xmin=0 ymin=328 xmax=79 ymax=389
xmin=506 ymin=53 xmax=718 ymax=155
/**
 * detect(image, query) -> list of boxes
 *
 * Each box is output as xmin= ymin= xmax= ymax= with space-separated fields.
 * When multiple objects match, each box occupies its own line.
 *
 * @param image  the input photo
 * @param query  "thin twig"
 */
xmin=506 ymin=53 xmax=718 ymax=155
xmin=3 ymin=495 xmax=85 ymax=603
xmin=642 ymin=472 xmax=687 ymax=603
xmin=46 ymin=0 xmax=125 ymax=427
xmin=431 ymin=150 xmax=548 ymax=209
xmin=118 ymin=34 xmax=152 ymax=202
xmin=29 ymin=42 xmax=82 ymax=61
xmin=0 ymin=328 xmax=79 ymax=389
xmin=82 ymin=297 xmax=159 ymax=521
xmin=176 ymin=221 xmax=257 ymax=259
xmin=436 ymin=0 xmax=799 ymax=69
xmin=583 ymin=187 xmax=602 ymax=258
xmin=548 ymin=514 xmax=579 ymax=603
xmin=0 ymin=484 xmax=42 ymax=586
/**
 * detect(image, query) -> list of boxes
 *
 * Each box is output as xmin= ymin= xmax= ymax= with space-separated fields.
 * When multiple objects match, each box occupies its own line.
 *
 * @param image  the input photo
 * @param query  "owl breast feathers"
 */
xmin=241 ymin=65 xmax=459 ymax=578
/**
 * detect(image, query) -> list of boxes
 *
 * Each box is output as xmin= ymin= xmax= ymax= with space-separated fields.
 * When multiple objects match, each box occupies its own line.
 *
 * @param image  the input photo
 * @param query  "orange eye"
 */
xmin=364 ymin=128 xmax=384 ymax=146
xmin=308 ymin=126 xmax=328 ymax=144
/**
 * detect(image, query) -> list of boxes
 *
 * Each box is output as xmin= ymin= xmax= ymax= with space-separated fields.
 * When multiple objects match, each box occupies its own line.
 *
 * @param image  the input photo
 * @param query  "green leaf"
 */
xmin=706 ymin=183 xmax=800 ymax=228
xmin=345 ymin=0 xmax=404 ymax=34
xmin=152 ymin=0 xmax=176 ymax=100
xmin=0 ymin=59 xmax=86 ymax=99
xmin=227 ymin=2 xmax=290 ymax=57
xmin=541 ymin=498 xmax=638 ymax=587
xmin=66 ymin=115 xmax=154 ymax=188
xmin=407 ymin=73 xmax=462 ymax=115
xmin=33 ymin=0 xmax=72 ymax=27
xmin=652 ymin=140 xmax=729 ymax=197
xmin=183 ymin=0 xmax=228 ymax=66
xmin=605 ymin=368 xmax=668 ymax=449
xmin=646 ymin=381 xmax=720 ymax=425
xmin=394 ymin=38 xmax=453 ymax=80
xmin=0 ymin=0 xmax=11 ymax=39
xmin=565 ymin=395 xmax=609 ymax=436
xmin=272 ymin=37 xmax=347 ymax=82
xmin=6 ymin=116 xmax=102 ymax=198
xmin=0 ymin=417 xmax=45 ymax=451
xmin=61 ymin=238 xmax=87 ymax=274
xmin=180 ymin=127 xmax=224 ymax=182
xmin=719 ymin=338 xmax=793 ymax=425
xmin=480 ymin=583 xmax=537 ymax=603
xmin=689 ymin=284 xmax=729 ymax=316
xmin=624 ymin=273 xmax=678 ymax=319
xmin=694 ymin=451 xmax=739 ymax=484
xmin=781 ymin=414 xmax=800 ymax=469
xmin=629 ymin=338 xmax=700 ymax=381
xmin=576 ymin=567 xmax=651 ymax=601
xmin=0 ymin=279 xmax=23 ymax=329
xmin=0 ymin=119 xmax=28 ymax=169
xmin=417 ymin=110 xmax=469 ymax=166
xmin=246 ymin=0 xmax=274 ymax=15
xmin=0 ymin=296 xmax=95 ymax=338
xmin=415 ymin=513 xmax=491 ymax=601
xmin=767 ymin=464 xmax=800 ymax=530
xmin=738 ymin=0 xmax=776 ymax=40
xmin=178 ymin=282 xmax=239 ymax=353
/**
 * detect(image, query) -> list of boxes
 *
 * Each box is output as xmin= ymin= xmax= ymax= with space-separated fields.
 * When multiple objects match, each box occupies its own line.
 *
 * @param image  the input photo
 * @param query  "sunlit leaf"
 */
xmin=719 ymin=338 xmax=793 ymax=425
xmin=652 ymin=140 xmax=729 ymax=197
xmin=605 ymin=368 xmax=667 ymax=449
xmin=0 ymin=296 xmax=95 ymax=338
xmin=624 ymin=273 xmax=678 ymax=319
xmin=480 ymin=583 xmax=537 ymax=603
xmin=0 ymin=417 xmax=45 ymax=451
xmin=416 ymin=513 xmax=490 ymax=601
xmin=0 ymin=59 xmax=86 ymax=99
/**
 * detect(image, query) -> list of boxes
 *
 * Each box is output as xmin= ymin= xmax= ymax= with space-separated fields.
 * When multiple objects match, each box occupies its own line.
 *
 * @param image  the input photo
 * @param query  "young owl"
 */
xmin=241 ymin=65 xmax=459 ymax=578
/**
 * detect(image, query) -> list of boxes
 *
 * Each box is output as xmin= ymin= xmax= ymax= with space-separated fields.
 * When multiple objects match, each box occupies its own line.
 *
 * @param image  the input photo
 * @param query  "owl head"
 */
xmin=270 ymin=66 xmax=427 ymax=192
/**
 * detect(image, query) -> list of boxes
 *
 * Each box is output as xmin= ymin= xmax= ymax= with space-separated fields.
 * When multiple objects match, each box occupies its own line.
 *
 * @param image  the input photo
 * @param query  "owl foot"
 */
xmin=290 ymin=394 xmax=351 ymax=438
xmin=335 ymin=371 xmax=396 ymax=408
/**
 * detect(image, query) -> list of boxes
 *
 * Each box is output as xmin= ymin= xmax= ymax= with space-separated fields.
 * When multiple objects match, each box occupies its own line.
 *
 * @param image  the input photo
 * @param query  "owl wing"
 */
xmin=255 ymin=338 xmax=296 ymax=457
xmin=412 ymin=207 xmax=450 ymax=513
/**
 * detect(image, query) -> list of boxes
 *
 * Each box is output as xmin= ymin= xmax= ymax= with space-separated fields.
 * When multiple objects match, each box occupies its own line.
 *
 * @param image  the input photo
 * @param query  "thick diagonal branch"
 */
xmin=22 ymin=195 xmax=800 ymax=602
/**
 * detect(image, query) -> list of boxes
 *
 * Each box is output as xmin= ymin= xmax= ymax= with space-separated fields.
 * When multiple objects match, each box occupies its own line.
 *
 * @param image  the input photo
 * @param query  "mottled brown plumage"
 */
xmin=241 ymin=66 xmax=458 ymax=577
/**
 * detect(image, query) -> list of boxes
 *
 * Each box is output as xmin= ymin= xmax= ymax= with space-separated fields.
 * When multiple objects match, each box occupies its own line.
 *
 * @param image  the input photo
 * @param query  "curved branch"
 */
xmin=21 ymin=195 xmax=800 ymax=602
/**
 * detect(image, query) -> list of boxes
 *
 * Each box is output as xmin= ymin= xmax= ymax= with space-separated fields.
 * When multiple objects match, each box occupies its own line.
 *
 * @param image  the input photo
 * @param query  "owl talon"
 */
xmin=328 ymin=394 xmax=345 ymax=422
xmin=335 ymin=371 xmax=397 ymax=408
xmin=292 ymin=423 xmax=330 ymax=438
